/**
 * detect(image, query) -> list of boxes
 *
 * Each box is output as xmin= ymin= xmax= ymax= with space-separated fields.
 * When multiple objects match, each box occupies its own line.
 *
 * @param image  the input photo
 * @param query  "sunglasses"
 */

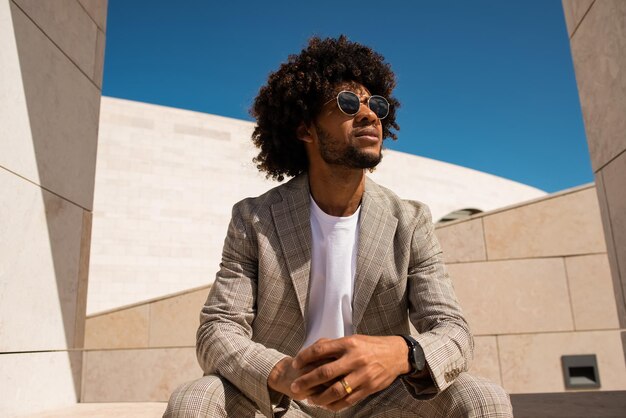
xmin=324 ymin=90 xmax=390 ymax=119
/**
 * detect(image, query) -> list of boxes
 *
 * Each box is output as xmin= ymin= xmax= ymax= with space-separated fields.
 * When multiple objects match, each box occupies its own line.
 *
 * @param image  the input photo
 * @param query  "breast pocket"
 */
xmin=366 ymin=279 xmax=409 ymax=334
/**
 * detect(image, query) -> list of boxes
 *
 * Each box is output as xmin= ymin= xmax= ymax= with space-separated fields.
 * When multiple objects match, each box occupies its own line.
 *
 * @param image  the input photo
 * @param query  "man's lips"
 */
xmin=353 ymin=128 xmax=381 ymax=142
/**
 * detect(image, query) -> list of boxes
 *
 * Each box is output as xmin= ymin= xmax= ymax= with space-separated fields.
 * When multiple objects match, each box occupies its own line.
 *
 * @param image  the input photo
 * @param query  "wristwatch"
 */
xmin=398 ymin=335 xmax=426 ymax=376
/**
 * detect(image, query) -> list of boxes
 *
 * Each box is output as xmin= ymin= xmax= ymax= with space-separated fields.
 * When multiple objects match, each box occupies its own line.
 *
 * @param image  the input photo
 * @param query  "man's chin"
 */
xmin=320 ymin=146 xmax=383 ymax=170
xmin=351 ymin=150 xmax=383 ymax=169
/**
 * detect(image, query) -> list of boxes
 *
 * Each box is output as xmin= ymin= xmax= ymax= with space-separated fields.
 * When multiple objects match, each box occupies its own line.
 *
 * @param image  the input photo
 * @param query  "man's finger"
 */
xmin=291 ymin=360 xmax=351 ymax=393
xmin=307 ymin=374 xmax=368 ymax=410
xmin=292 ymin=338 xmax=346 ymax=369
xmin=306 ymin=378 xmax=354 ymax=406
xmin=324 ymin=389 xmax=366 ymax=412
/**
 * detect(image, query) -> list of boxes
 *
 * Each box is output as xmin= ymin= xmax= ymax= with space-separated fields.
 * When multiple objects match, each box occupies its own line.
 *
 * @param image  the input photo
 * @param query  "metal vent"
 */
xmin=561 ymin=354 xmax=601 ymax=389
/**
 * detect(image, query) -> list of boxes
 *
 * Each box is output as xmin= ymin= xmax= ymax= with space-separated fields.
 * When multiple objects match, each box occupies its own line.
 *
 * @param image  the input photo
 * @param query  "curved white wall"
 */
xmin=369 ymin=151 xmax=546 ymax=222
xmin=87 ymin=97 xmax=546 ymax=314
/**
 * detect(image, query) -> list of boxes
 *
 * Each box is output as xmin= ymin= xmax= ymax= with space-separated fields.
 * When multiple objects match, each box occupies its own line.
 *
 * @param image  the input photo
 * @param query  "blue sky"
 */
xmin=102 ymin=0 xmax=593 ymax=193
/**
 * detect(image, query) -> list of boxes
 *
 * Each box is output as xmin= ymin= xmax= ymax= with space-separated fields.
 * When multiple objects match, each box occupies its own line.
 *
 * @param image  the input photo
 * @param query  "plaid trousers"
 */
xmin=164 ymin=372 xmax=512 ymax=417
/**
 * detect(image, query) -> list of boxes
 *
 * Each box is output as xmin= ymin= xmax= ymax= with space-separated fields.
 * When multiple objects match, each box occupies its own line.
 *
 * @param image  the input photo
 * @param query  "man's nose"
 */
xmin=354 ymin=102 xmax=378 ymax=124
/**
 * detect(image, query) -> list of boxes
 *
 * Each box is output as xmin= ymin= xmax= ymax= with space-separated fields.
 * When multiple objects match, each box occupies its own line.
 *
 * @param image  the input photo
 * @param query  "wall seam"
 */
xmin=495 ymin=335 xmax=505 ymax=387
xmin=595 ymin=148 xmax=626 ymax=173
xmin=80 ymin=350 xmax=87 ymax=402
xmin=91 ymin=28 xmax=103 ymax=86
xmin=569 ymin=0 xmax=596 ymax=40
xmin=480 ymin=217 xmax=489 ymax=261
xmin=75 ymin=0 xmax=105 ymax=32
xmin=562 ymin=256 xmax=578 ymax=330
xmin=9 ymin=0 xmax=102 ymax=90
xmin=147 ymin=302 xmax=153 ymax=348
xmin=0 ymin=165 xmax=92 ymax=211
xmin=446 ymin=252 xmax=608 ymax=265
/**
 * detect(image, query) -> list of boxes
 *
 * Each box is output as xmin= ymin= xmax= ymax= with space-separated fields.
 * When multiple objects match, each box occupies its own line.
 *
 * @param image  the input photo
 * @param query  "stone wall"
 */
xmin=562 ymin=0 xmax=626 ymax=361
xmin=0 ymin=1 xmax=106 ymax=416
xmin=437 ymin=184 xmax=624 ymax=393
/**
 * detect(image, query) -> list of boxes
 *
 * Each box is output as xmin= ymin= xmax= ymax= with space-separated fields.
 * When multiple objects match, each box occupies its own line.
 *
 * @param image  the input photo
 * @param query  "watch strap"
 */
xmin=398 ymin=334 xmax=426 ymax=376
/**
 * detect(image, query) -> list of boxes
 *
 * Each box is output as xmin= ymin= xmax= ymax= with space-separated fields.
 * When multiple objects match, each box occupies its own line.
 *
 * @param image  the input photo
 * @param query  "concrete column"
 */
xmin=0 ymin=0 xmax=107 ymax=416
xmin=562 ymin=0 xmax=626 ymax=354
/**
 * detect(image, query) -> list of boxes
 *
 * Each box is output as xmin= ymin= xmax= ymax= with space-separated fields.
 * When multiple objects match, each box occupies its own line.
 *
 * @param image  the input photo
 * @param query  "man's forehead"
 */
xmin=329 ymin=81 xmax=371 ymax=97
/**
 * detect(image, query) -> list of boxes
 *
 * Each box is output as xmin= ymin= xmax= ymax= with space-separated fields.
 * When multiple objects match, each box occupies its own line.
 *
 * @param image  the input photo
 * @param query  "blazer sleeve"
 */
xmin=403 ymin=203 xmax=474 ymax=396
xmin=196 ymin=203 xmax=288 ymax=418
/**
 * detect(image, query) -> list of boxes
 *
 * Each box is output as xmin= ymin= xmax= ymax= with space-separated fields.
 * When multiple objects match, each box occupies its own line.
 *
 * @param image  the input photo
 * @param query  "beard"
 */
xmin=315 ymin=123 xmax=383 ymax=169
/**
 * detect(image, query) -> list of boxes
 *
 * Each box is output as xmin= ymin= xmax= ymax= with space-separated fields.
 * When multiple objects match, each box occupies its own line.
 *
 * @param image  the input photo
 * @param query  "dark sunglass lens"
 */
xmin=337 ymin=91 xmax=361 ymax=115
xmin=369 ymin=96 xmax=389 ymax=119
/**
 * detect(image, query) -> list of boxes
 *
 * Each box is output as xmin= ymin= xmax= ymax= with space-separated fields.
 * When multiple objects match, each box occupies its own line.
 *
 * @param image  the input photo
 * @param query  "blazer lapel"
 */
xmin=271 ymin=174 xmax=312 ymax=320
xmin=352 ymin=178 xmax=398 ymax=329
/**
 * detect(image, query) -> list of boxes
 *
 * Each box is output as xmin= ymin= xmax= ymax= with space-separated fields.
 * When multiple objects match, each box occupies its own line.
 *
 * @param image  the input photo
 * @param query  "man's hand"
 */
xmin=268 ymin=357 xmax=308 ymax=400
xmin=289 ymin=335 xmax=410 ymax=411
xmin=268 ymin=356 xmax=331 ymax=400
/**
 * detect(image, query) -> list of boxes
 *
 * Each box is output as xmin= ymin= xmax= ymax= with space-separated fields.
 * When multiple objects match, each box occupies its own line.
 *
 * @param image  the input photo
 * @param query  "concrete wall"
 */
xmin=562 ymin=0 xmax=626 ymax=361
xmin=0 ymin=0 xmax=106 ymax=416
xmin=88 ymin=97 xmax=546 ymax=315
xmin=82 ymin=184 xmax=625 ymax=400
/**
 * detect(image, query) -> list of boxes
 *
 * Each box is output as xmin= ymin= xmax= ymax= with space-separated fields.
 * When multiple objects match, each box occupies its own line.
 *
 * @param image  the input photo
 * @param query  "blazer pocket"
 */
xmin=374 ymin=279 xmax=407 ymax=306
xmin=370 ymin=280 xmax=408 ymax=332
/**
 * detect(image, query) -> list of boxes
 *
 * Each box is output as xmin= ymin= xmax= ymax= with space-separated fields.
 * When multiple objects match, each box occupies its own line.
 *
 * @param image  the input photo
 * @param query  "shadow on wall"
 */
xmin=9 ymin=0 xmax=101 ymax=400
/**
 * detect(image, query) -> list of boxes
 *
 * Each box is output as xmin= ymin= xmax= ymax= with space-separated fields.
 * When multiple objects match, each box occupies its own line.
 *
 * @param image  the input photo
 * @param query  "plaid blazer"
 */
xmin=197 ymin=173 xmax=473 ymax=418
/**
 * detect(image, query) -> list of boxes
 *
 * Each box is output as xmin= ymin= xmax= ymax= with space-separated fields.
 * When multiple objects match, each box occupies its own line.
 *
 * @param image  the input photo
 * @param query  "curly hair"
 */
xmin=250 ymin=35 xmax=400 ymax=181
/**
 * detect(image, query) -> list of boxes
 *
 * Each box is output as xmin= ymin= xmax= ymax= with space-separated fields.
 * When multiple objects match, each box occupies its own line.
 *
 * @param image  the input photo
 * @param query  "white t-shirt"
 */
xmin=302 ymin=196 xmax=360 ymax=348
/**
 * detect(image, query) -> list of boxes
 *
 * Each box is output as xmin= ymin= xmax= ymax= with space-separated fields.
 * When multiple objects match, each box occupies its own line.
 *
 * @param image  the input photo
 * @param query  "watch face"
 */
xmin=411 ymin=344 xmax=426 ymax=371
xmin=415 ymin=352 xmax=426 ymax=370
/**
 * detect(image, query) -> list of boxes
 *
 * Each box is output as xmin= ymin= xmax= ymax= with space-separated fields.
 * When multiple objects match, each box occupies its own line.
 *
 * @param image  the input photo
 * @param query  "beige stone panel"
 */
xmin=435 ymin=218 xmax=486 ymax=263
xmin=1 ymin=3 xmax=100 ymax=210
xmin=25 ymin=402 xmax=166 ymax=418
xmin=570 ymin=0 xmax=626 ymax=171
xmin=483 ymin=187 xmax=606 ymax=259
xmin=0 ymin=170 xmax=84 ymax=352
xmin=0 ymin=0 xmax=33 ymax=177
xmin=82 ymin=348 xmax=202 ymax=402
xmin=149 ymin=289 xmax=208 ymax=347
xmin=562 ymin=0 xmax=594 ymax=37
xmin=0 ymin=351 xmax=81 ymax=417
xmin=594 ymin=172 xmax=626 ymax=327
xmin=448 ymin=259 xmax=574 ymax=335
xmin=78 ymin=0 xmax=108 ymax=31
xmin=602 ymin=152 xmax=626 ymax=318
xmin=84 ymin=305 xmax=149 ymax=349
xmin=13 ymin=0 xmax=99 ymax=81
xmin=470 ymin=336 xmax=501 ymax=386
xmin=499 ymin=330 xmax=626 ymax=393
xmin=566 ymin=254 xmax=620 ymax=330
xmin=87 ymin=99 xmax=271 ymax=313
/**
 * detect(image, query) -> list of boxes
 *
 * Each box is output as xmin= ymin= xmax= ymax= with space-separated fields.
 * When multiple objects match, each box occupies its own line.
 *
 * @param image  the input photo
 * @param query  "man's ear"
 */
xmin=297 ymin=122 xmax=314 ymax=143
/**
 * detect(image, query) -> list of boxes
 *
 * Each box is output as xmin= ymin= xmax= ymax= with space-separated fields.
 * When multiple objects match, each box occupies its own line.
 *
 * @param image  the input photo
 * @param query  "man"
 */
xmin=165 ymin=36 xmax=512 ymax=417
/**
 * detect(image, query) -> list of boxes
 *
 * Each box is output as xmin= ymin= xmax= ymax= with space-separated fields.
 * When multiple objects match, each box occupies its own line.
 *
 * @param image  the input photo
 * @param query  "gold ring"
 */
xmin=339 ymin=378 xmax=353 ymax=395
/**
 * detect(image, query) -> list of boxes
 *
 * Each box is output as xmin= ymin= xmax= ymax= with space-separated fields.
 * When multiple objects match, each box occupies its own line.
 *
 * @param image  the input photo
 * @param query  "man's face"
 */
xmin=309 ymin=82 xmax=384 ymax=170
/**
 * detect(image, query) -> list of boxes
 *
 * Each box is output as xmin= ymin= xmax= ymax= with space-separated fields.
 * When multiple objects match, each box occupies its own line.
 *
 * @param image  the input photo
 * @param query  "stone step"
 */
xmin=22 ymin=391 xmax=626 ymax=417
xmin=23 ymin=403 xmax=166 ymax=418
